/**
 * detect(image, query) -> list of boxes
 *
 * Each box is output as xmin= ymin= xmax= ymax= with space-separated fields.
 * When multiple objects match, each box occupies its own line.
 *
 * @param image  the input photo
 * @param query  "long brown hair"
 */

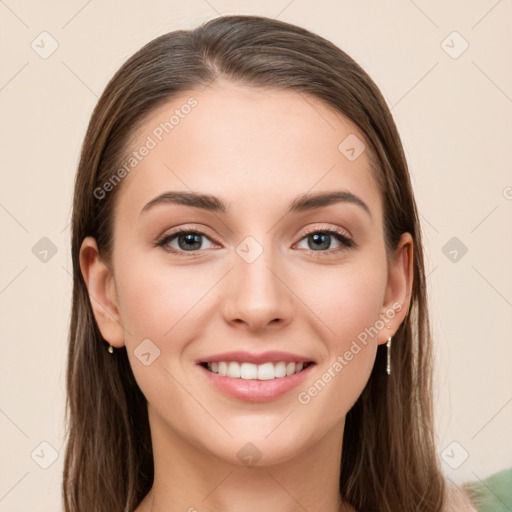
xmin=63 ymin=14 xmax=447 ymax=511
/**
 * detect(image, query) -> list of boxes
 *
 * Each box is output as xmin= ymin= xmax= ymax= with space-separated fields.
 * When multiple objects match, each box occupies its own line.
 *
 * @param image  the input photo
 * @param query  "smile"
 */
xmin=197 ymin=351 xmax=316 ymax=401
xmin=202 ymin=361 xmax=313 ymax=380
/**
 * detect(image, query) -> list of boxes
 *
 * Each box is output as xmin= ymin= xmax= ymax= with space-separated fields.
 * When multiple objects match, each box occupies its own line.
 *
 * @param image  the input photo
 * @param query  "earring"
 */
xmin=386 ymin=337 xmax=392 ymax=375
xmin=108 ymin=344 xmax=114 ymax=354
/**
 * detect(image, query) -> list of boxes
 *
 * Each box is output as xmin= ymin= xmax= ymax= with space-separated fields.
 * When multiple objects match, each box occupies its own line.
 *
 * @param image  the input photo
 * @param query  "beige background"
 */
xmin=1 ymin=1 xmax=511 ymax=510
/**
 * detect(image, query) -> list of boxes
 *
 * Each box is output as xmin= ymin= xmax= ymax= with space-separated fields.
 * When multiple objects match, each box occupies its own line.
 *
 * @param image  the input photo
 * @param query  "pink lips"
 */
xmin=197 ymin=350 xmax=315 ymax=402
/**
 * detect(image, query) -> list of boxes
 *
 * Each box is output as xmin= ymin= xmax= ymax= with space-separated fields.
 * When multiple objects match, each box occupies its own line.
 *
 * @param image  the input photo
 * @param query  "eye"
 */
xmin=154 ymin=226 xmax=354 ymax=256
xmin=295 ymin=227 xmax=354 ymax=253
xmin=155 ymin=229 xmax=218 ymax=255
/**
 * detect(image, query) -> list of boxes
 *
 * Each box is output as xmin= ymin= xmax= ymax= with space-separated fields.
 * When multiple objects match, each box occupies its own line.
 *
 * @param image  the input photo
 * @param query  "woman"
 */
xmin=63 ymin=14 xmax=476 ymax=511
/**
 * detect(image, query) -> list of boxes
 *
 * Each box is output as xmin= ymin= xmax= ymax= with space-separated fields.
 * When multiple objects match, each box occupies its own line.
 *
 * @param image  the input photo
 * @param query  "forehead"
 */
xmin=114 ymin=80 xmax=381 ymax=222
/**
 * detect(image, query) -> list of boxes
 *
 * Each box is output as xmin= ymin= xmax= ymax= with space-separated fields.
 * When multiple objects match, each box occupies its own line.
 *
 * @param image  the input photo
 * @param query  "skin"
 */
xmin=80 ymin=79 xmax=414 ymax=512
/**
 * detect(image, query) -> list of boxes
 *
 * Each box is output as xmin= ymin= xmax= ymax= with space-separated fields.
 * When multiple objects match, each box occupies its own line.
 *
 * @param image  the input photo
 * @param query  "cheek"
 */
xmin=295 ymin=256 xmax=387 ymax=346
xmin=113 ymin=261 xmax=206 ymax=416
xmin=113 ymin=257 xmax=224 ymax=394
xmin=291 ymin=254 xmax=386 ymax=408
xmin=292 ymin=274 xmax=385 ymax=438
xmin=115 ymin=261 xmax=209 ymax=342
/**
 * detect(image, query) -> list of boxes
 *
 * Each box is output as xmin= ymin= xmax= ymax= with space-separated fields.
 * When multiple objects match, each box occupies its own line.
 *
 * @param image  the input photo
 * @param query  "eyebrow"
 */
xmin=140 ymin=190 xmax=372 ymax=219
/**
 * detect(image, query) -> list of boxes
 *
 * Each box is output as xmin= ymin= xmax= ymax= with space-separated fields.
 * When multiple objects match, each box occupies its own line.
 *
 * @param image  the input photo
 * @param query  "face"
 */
xmin=81 ymin=79 xmax=412 ymax=467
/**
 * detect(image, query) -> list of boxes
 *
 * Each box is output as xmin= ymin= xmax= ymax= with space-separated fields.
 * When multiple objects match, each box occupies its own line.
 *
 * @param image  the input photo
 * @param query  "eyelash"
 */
xmin=154 ymin=226 xmax=355 ymax=257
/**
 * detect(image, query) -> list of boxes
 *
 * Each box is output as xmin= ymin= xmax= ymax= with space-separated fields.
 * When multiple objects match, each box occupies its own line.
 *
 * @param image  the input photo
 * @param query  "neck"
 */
xmin=136 ymin=408 xmax=350 ymax=512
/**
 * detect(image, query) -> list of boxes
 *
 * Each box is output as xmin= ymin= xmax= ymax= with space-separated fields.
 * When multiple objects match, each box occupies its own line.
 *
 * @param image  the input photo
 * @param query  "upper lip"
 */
xmin=197 ymin=350 xmax=314 ymax=365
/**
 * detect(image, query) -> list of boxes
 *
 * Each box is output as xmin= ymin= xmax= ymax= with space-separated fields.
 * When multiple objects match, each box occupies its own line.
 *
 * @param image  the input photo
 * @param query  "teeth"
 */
xmin=227 ymin=361 xmax=241 ymax=378
xmin=274 ymin=361 xmax=287 ymax=378
xmin=218 ymin=361 xmax=227 ymax=376
xmin=257 ymin=362 xmax=275 ymax=380
xmin=240 ymin=362 xmax=258 ymax=380
xmin=206 ymin=361 xmax=309 ymax=380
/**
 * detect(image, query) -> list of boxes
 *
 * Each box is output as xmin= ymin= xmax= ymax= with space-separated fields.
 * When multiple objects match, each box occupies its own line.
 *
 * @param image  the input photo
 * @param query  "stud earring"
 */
xmin=108 ymin=344 xmax=114 ymax=354
xmin=386 ymin=337 xmax=392 ymax=375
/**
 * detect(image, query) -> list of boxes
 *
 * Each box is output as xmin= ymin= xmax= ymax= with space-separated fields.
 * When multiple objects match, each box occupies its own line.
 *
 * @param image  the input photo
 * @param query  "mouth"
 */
xmin=196 ymin=351 xmax=316 ymax=402
xmin=199 ymin=360 xmax=314 ymax=380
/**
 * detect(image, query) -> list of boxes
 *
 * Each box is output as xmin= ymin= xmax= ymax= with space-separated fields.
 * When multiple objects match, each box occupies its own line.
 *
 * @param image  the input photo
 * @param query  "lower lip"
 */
xmin=198 ymin=364 xmax=315 ymax=402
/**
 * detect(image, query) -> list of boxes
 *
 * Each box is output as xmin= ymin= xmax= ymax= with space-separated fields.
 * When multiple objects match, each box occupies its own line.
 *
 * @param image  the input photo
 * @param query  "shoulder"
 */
xmin=445 ymin=485 xmax=479 ymax=511
xmin=340 ymin=486 xmax=479 ymax=512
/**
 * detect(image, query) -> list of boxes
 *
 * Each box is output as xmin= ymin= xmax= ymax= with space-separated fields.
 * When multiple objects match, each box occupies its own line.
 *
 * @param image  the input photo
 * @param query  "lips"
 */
xmin=196 ymin=350 xmax=315 ymax=402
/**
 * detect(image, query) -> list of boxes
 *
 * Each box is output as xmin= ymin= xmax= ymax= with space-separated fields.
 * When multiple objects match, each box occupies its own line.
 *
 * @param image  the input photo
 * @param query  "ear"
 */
xmin=79 ymin=236 xmax=125 ymax=348
xmin=377 ymin=232 xmax=414 ymax=345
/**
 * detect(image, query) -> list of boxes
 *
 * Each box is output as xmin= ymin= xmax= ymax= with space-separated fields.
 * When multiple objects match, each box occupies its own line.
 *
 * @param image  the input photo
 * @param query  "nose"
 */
xmin=222 ymin=243 xmax=294 ymax=333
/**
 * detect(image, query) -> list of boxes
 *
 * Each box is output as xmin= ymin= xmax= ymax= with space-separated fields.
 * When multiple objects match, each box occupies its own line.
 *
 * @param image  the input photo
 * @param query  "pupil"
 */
xmin=179 ymin=233 xmax=201 ymax=250
xmin=310 ymin=233 xmax=330 ymax=250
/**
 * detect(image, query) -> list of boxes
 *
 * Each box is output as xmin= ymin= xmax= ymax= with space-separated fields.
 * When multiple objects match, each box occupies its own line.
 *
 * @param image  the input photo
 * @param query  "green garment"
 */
xmin=464 ymin=468 xmax=512 ymax=512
